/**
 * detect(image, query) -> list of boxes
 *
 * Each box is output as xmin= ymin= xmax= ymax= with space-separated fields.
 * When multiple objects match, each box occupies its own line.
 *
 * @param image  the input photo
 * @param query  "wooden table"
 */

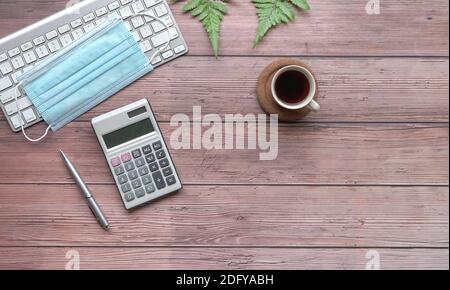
xmin=0 ymin=0 xmax=448 ymax=270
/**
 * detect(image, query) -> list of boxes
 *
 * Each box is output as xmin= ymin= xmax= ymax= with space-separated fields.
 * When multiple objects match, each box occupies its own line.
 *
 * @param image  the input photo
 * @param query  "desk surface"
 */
xmin=0 ymin=0 xmax=448 ymax=270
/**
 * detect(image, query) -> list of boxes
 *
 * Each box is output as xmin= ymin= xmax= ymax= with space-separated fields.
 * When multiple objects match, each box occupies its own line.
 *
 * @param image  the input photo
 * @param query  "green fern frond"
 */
xmin=253 ymin=0 xmax=310 ymax=47
xmin=181 ymin=0 xmax=228 ymax=57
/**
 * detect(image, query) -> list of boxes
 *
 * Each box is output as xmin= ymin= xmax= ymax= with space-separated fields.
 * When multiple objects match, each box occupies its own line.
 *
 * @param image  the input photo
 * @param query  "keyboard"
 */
xmin=0 ymin=0 xmax=188 ymax=132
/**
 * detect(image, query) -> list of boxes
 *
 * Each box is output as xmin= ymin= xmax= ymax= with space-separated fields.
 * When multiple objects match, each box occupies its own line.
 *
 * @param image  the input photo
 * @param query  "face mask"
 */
xmin=15 ymin=14 xmax=169 ymax=142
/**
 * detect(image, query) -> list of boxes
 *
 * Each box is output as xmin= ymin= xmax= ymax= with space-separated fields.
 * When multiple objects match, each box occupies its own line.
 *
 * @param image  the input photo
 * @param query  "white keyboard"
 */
xmin=0 ymin=0 xmax=188 ymax=132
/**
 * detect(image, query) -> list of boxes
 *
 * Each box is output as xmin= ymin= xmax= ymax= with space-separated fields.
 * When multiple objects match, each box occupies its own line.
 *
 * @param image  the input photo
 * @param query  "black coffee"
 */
xmin=274 ymin=70 xmax=310 ymax=104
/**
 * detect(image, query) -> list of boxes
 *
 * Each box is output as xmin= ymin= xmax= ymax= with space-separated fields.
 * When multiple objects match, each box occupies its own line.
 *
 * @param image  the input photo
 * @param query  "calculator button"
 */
xmin=145 ymin=153 xmax=156 ymax=164
xmin=135 ymin=157 xmax=146 ymax=167
xmin=159 ymin=158 xmax=169 ymax=168
xmin=124 ymin=192 xmax=135 ymax=202
xmin=145 ymin=184 xmax=156 ymax=194
xmin=124 ymin=161 xmax=135 ymax=171
xmin=138 ymin=166 xmax=149 ymax=176
xmin=121 ymin=183 xmax=132 ymax=193
xmin=152 ymin=141 xmax=162 ymax=151
xmin=131 ymin=179 xmax=142 ymax=189
xmin=152 ymin=171 xmax=166 ymax=189
xmin=114 ymin=165 xmax=125 ymax=176
xmin=142 ymin=144 xmax=152 ymax=154
xmin=128 ymin=170 xmax=139 ymax=180
xmin=142 ymin=175 xmax=153 ymax=185
xmin=132 ymin=149 xmax=142 ymax=159
xmin=135 ymin=188 xmax=146 ymax=198
xmin=162 ymin=167 xmax=173 ymax=177
xmin=166 ymin=175 xmax=176 ymax=186
xmin=117 ymin=174 xmax=128 ymax=184
xmin=121 ymin=153 xmax=132 ymax=163
xmin=155 ymin=150 xmax=166 ymax=159
xmin=110 ymin=157 xmax=122 ymax=167
xmin=149 ymin=162 xmax=159 ymax=172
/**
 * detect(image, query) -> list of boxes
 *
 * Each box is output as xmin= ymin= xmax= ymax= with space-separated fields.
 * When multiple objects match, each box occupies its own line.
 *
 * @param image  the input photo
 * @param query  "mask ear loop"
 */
xmin=124 ymin=12 xmax=171 ymax=63
xmin=14 ymin=81 xmax=52 ymax=142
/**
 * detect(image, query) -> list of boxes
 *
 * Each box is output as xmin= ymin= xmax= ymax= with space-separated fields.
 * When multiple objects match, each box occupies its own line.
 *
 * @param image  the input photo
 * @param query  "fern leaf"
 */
xmin=182 ymin=0 xmax=228 ymax=57
xmin=253 ymin=0 xmax=310 ymax=47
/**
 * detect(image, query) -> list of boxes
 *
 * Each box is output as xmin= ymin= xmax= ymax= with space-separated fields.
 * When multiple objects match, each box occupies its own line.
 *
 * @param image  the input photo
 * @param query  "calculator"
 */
xmin=91 ymin=99 xmax=182 ymax=210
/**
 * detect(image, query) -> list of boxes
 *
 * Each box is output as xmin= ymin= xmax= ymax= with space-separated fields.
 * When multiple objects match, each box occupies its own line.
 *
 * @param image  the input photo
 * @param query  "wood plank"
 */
xmin=0 ymin=123 xmax=447 ymax=185
xmin=1 ymin=57 xmax=447 ymax=123
xmin=0 ymin=247 xmax=447 ymax=270
xmin=0 ymin=184 xmax=447 ymax=247
xmin=0 ymin=1 xmax=448 ymax=56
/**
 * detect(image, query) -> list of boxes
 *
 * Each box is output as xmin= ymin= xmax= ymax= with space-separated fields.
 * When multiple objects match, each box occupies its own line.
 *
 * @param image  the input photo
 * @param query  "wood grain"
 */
xmin=0 ymin=0 xmax=448 ymax=56
xmin=2 ymin=57 xmax=447 ymax=123
xmin=0 ymin=184 xmax=447 ymax=247
xmin=0 ymin=122 xmax=447 ymax=185
xmin=0 ymin=247 xmax=447 ymax=270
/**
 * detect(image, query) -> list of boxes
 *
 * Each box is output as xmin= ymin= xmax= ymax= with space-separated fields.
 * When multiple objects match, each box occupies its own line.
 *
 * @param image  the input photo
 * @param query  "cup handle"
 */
xmin=308 ymin=99 xmax=320 ymax=112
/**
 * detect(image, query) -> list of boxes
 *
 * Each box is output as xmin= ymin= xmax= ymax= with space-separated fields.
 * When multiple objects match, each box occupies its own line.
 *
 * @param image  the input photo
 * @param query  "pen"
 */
xmin=60 ymin=150 xmax=110 ymax=230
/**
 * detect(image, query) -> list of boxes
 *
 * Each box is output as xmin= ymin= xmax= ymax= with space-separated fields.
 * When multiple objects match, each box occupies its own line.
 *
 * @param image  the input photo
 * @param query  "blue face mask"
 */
xmin=16 ymin=15 xmax=161 ymax=142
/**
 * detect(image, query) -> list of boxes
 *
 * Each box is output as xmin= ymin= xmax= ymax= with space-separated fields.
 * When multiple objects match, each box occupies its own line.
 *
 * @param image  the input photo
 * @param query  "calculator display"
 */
xmin=103 ymin=119 xmax=155 ymax=149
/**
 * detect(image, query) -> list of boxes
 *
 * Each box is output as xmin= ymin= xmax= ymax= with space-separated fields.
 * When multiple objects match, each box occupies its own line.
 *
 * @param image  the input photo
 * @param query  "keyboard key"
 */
xmin=72 ymin=28 xmax=84 ymax=40
xmin=118 ymin=174 xmax=128 ymax=184
xmin=21 ymin=42 xmax=33 ymax=52
xmin=96 ymin=7 xmax=108 ymax=16
xmin=23 ymin=51 xmax=37 ymax=64
xmin=11 ymin=56 xmax=25 ymax=69
xmin=168 ymin=27 xmax=179 ymax=40
xmin=110 ymin=156 xmax=122 ymax=167
xmin=151 ymin=21 xmax=165 ymax=33
xmin=132 ymin=31 xmax=141 ymax=42
xmin=96 ymin=17 xmax=107 ymax=25
xmin=83 ymin=13 xmax=96 ymax=22
xmin=36 ymin=45 xmax=49 ymax=58
xmin=84 ymin=23 xmax=96 ymax=32
xmin=160 ymin=15 xmax=173 ymax=27
xmin=153 ymin=141 xmax=162 ymax=151
xmin=138 ymin=166 xmax=149 ymax=176
xmin=131 ymin=16 xmax=145 ymax=28
xmin=0 ymin=62 xmax=12 ymax=75
xmin=11 ymin=71 xmax=22 ymax=84
xmin=174 ymin=44 xmax=186 ymax=54
xmin=0 ymin=76 xmax=12 ymax=91
xmin=0 ymin=87 xmax=18 ymax=104
xmin=149 ymin=162 xmax=159 ymax=172
xmin=119 ymin=6 xmax=133 ymax=18
xmin=151 ymin=55 xmax=162 ymax=65
xmin=132 ymin=149 xmax=142 ymax=158
xmin=22 ymin=108 xmax=37 ymax=123
xmin=58 ymin=24 xmax=71 ymax=34
xmin=108 ymin=1 xmax=120 ymax=11
xmin=8 ymin=48 xmax=20 ymax=57
xmin=156 ymin=150 xmax=166 ymax=159
xmin=143 ymin=9 xmax=156 ymax=20
xmin=121 ymin=0 xmax=133 ymax=4
xmin=48 ymin=40 xmax=61 ymax=53
xmin=145 ymin=184 xmax=155 ymax=194
xmin=124 ymin=192 xmax=134 ymax=202
xmin=142 ymin=145 xmax=152 ymax=154
xmin=166 ymin=175 xmax=176 ymax=186
xmin=142 ymin=174 xmax=152 ymax=185
xmin=114 ymin=165 xmax=125 ymax=176
xmin=155 ymin=4 xmax=168 ymax=17
xmin=124 ymin=21 xmax=132 ymax=31
xmin=46 ymin=30 xmax=58 ymax=40
xmin=139 ymin=40 xmax=152 ymax=52
xmin=135 ymin=187 xmax=146 ymax=198
xmin=71 ymin=18 xmax=83 ymax=28
xmin=124 ymin=161 xmax=135 ymax=171
xmin=10 ymin=114 xmax=24 ymax=129
xmin=60 ymin=34 xmax=73 ymax=47
xmin=131 ymin=179 xmax=142 ymax=189
xmin=159 ymin=158 xmax=170 ymax=168
xmin=152 ymin=171 xmax=166 ymax=189
xmin=144 ymin=0 xmax=162 ymax=8
xmin=33 ymin=36 xmax=46 ymax=46
xmin=128 ymin=170 xmax=139 ymax=180
xmin=121 ymin=153 xmax=132 ymax=163
xmin=135 ymin=157 xmax=146 ymax=168
xmin=132 ymin=0 xmax=145 ymax=13
xmin=145 ymin=153 xmax=156 ymax=163
xmin=162 ymin=49 xmax=173 ymax=59
xmin=0 ymin=53 xmax=7 ymax=62
xmin=162 ymin=167 xmax=173 ymax=177
xmin=151 ymin=31 xmax=169 ymax=47
xmin=140 ymin=26 xmax=153 ymax=38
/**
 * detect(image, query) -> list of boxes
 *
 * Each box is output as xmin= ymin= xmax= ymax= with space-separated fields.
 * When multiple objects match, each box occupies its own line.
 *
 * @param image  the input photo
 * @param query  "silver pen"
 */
xmin=60 ymin=150 xmax=110 ymax=230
